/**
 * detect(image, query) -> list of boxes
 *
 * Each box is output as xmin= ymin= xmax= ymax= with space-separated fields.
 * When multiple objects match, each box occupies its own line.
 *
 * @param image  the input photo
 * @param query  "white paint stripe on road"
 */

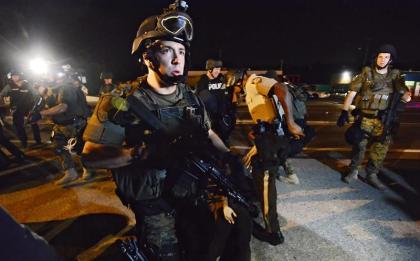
xmin=77 ymin=223 xmax=135 ymax=260
xmin=43 ymin=218 xmax=77 ymax=241
xmin=230 ymin=145 xmax=420 ymax=154
xmin=303 ymin=147 xmax=420 ymax=153
xmin=236 ymin=119 xmax=420 ymax=126
xmin=0 ymin=157 xmax=58 ymax=177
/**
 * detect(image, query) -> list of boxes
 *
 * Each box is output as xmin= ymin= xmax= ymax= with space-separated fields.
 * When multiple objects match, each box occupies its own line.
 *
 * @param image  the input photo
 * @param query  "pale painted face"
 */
xmin=155 ymin=40 xmax=186 ymax=78
xmin=376 ymin=53 xmax=391 ymax=68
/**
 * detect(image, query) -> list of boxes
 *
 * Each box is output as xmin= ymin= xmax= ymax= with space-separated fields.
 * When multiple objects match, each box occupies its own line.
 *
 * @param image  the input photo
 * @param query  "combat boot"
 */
xmin=342 ymin=169 xmax=358 ymax=183
xmin=81 ymin=168 xmax=95 ymax=181
xmin=252 ymin=222 xmax=285 ymax=245
xmin=279 ymin=174 xmax=300 ymax=184
xmin=366 ymin=173 xmax=386 ymax=191
xmin=279 ymin=160 xmax=300 ymax=184
xmin=55 ymin=168 xmax=79 ymax=185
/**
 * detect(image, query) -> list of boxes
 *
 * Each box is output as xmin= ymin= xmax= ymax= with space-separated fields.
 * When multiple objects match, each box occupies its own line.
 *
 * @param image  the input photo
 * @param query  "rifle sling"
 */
xmin=126 ymin=94 xmax=169 ymax=134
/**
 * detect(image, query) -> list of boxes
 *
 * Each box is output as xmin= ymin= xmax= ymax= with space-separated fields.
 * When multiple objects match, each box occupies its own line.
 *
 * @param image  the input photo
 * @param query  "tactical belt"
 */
xmin=360 ymin=110 xmax=387 ymax=119
xmin=53 ymin=116 xmax=86 ymax=126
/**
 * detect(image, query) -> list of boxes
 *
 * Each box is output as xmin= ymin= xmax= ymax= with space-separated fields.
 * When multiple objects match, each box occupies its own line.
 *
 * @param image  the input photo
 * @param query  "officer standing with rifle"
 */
xmin=337 ymin=44 xmax=411 ymax=190
xmin=81 ymin=1 xmax=250 ymax=260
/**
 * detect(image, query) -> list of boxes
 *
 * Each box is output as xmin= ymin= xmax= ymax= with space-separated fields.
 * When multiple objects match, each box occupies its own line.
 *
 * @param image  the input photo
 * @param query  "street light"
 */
xmin=339 ymin=71 xmax=352 ymax=84
xmin=29 ymin=58 xmax=49 ymax=75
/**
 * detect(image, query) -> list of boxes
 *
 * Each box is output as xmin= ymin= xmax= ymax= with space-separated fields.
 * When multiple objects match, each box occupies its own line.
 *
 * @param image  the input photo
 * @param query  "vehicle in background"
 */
xmin=301 ymin=83 xmax=331 ymax=99
xmin=331 ymin=83 xmax=349 ymax=96
xmin=403 ymin=70 xmax=420 ymax=100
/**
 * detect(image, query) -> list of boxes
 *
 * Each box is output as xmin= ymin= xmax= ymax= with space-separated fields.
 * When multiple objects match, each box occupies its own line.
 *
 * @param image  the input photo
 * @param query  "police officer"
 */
xmin=243 ymin=72 xmax=304 ymax=245
xmin=0 ymin=121 xmax=25 ymax=168
xmin=337 ymin=44 xmax=411 ymax=190
xmin=99 ymin=72 xmax=116 ymax=95
xmin=81 ymin=1 xmax=236 ymax=260
xmin=0 ymin=71 xmax=40 ymax=148
xmin=196 ymin=59 xmax=234 ymax=144
xmin=30 ymin=72 xmax=90 ymax=185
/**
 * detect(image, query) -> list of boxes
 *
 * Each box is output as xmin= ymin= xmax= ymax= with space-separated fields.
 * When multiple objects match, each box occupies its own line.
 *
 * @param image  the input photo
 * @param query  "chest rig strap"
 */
xmin=129 ymin=82 xmax=205 ymax=132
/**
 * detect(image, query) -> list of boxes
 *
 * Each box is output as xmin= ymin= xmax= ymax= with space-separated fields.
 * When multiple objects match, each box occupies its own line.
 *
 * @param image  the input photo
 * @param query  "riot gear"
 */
xmin=374 ymin=44 xmax=397 ymax=61
xmin=339 ymin=43 xmax=410 ymax=190
xmin=100 ymin=72 xmax=113 ymax=80
xmin=131 ymin=9 xmax=193 ymax=55
xmin=205 ymin=59 xmax=223 ymax=71
xmin=225 ymin=69 xmax=246 ymax=88
xmin=131 ymin=1 xmax=193 ymax=85
xmin=7 ymin=71 xmax=23 ymax=80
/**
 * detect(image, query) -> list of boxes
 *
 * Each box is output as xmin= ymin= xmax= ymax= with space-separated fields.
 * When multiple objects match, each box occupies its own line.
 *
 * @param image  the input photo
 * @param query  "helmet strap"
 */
xmin=375 ymin=59 xmax=392 ymax=70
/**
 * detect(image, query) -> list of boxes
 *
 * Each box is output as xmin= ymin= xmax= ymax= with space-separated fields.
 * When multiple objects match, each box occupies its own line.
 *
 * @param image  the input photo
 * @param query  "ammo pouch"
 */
xmin=112 ymin=166 xmax=167 ymax=205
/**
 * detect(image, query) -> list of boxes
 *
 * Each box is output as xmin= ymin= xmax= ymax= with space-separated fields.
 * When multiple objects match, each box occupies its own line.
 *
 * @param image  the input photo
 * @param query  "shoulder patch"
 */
xmin=111 ymin=97 xmax=129 ymax=111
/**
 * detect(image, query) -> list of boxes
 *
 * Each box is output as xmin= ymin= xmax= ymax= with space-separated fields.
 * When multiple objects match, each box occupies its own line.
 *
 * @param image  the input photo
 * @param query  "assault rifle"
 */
xmin=27 ymin=96 xmax=45 ymax=124
xmin=379 ymin=90 xmax=404 ymax=142
xmin=126 ymin=94 xmax=255 ymax=213
xmin=187 ymin=156 xmax=251 ymax=209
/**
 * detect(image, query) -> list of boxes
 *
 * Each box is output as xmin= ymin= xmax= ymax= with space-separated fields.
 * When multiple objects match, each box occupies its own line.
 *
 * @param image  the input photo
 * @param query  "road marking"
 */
xmin=236 ymin=119 xmax=420 ymax=126
xmin=230 ymin=145 xmax=420 ymax=154
xmin=0 ymin=157 xmax=58 ymax=177
xmin=303 ymin=147 xmax=420 ymax=153
xmin=43 ymin=218 xmax=77 ymax=241
xmin=77 ymin=223 xmax=135 ymax=260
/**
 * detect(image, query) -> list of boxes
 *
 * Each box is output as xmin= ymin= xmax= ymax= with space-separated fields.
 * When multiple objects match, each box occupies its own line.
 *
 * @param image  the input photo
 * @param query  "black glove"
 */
xmin=351 ymin=108 xmax=361 ymax=117
xmin=27 ymin=111 xmax=42 ymax=124
xmin=336 ymin=110 xmax=349 ymax=127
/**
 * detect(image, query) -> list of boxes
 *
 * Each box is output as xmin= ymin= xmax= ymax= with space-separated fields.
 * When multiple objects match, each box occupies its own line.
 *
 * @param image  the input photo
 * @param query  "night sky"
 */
xmin=1 ymin=0 xmax=420 ymax=86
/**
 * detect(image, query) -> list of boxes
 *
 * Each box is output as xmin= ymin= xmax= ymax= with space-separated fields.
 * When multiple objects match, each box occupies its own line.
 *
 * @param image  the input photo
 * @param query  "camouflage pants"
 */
xmin=137 ymin=211 xmax=179 ymax=260
xmin=350 ymin=117 xmax=391 ymax=175
xmin=52 ymin=120 xmax=85 ymax=171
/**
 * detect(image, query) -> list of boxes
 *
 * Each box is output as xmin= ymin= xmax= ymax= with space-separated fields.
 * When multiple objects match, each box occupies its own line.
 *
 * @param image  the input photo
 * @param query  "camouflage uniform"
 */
xmin=84 ymin=77 xmax=211 ymax=260
xmin=349 ymin=66 xmax=408 ymax=177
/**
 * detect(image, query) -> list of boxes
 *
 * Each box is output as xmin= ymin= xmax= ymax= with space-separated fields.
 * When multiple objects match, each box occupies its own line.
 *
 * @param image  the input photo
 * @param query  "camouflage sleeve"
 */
xmin=349 ymin=67 xmax=369 ymax=93
xmin=83 ymin=94 xmax=126 ymax=147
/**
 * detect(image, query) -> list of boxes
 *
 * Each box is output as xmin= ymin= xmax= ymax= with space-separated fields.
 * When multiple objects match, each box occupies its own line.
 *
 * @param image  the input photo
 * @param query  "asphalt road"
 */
xmin=0 ymin=97 xmax=419 ymax=260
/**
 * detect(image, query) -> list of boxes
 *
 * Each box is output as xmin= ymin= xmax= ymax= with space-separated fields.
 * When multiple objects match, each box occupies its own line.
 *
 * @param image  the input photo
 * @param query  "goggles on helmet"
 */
xmin=158 ymin=12 xmax=193 ymax=42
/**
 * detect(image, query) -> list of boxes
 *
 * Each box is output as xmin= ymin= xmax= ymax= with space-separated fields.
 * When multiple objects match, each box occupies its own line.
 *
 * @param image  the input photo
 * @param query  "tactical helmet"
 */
xmin=205 ymin=59 xmax=223 ymax=71
xmin=100 ymin=72 xmax=113 ymax=80
xmin=226 ymin=69 xmax=246 ymax=87
xmin=7 ymin=70 xmax=23 ymax=79
xmin=262 ymin=70 xmax=279 ymax=81
xmin=374 ymin=44 xmax=397 ymax=61
xmin=131 ymin=1 xmax=193 ymax=55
